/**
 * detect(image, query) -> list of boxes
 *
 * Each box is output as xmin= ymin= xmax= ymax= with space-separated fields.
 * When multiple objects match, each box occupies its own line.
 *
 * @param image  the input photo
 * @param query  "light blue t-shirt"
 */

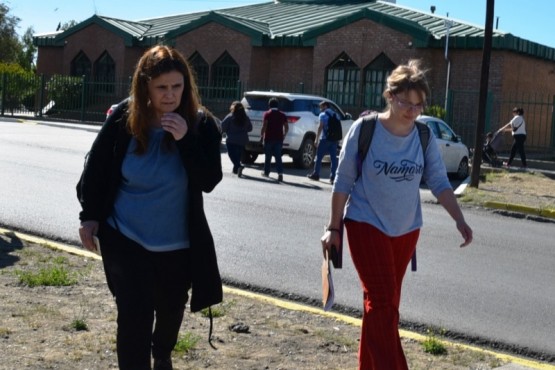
xmin=109 ymin=128 xmax=189 ymax=251
xmin=332 ymin=118 xmax=452 ymax=236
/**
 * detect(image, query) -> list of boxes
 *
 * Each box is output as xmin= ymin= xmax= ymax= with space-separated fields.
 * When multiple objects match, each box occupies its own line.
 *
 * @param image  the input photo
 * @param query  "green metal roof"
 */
xmin=33 ymin=0 xmax=555 ymax=61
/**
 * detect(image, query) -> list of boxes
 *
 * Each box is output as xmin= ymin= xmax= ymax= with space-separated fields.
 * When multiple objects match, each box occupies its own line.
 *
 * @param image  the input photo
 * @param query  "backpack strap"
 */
xmin=415 ymin=120 xmax=430 ymax=157
xmin=356 ymin=113 xmax=378 ymax=179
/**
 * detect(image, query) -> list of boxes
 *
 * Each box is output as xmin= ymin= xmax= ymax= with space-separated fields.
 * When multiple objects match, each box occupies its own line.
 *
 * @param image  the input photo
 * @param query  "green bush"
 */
xmin=45 ymin=74 xmax=83 ymax=111
xmin=0 ymin=63 xmax=40 ymax=113
xmin=424 ymin=104 xmax=446 ymax=120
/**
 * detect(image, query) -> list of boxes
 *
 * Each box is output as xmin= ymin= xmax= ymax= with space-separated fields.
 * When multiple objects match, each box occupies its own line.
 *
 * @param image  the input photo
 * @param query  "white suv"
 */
xmin=241 ymin=91 xmax=354 ymax=169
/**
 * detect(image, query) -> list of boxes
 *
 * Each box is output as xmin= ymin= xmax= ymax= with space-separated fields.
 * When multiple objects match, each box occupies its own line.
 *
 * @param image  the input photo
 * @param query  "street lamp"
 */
xmin=444 ymin=19 xmax=454 ymax=111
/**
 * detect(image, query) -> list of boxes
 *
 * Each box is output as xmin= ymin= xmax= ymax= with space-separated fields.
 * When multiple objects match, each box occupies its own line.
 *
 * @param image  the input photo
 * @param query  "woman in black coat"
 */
xmin=77 ymin=45 xmax=223 ymax=370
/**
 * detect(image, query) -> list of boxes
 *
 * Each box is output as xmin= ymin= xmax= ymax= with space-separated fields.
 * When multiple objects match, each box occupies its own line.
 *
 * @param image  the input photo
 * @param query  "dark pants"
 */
xmin=507 ymin=134 xmax=527 ymax=167
xmin=226 ymin=142 xmax=244 ymax=173
xmin=263 ymin=140 xmax=283 ymax=175
xmin=312 ymin=139 xmax=338 ymax=179
xmin=98 ymin=223 xmax=192 ymax=370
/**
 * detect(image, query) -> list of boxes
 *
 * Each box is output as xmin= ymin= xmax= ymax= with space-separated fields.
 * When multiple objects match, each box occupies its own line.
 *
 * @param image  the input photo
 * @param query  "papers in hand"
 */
xmin=321 ymin=250 xmax=335 ymax=311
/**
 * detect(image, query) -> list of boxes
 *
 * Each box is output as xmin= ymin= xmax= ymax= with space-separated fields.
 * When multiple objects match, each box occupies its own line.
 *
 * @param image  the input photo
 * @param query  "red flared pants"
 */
xmin=345 ymin=220 xmax=420 ymax=370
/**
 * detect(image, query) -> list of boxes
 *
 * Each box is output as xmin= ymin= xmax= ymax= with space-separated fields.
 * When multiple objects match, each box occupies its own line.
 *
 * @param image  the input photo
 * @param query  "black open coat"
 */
xmin=76 ymin=100 xmax=223 ymax=311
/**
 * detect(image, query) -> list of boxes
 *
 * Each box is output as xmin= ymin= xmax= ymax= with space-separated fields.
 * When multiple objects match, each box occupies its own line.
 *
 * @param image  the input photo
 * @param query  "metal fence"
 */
xmin=447 ymin=90 xmax=555 ymax=157
xmin=1 ymin=72 xmax=554 ymax=157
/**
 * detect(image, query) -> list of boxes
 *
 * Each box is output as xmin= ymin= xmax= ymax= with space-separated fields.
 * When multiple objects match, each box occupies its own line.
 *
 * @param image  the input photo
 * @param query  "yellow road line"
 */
xmin=1 ymin=227 xmax=553 ymax=369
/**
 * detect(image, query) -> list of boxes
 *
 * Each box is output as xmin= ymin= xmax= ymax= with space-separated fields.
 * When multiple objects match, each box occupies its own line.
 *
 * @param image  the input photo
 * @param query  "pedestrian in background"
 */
xmin=307 ymin=101 xmax=340 ymax=184
xmin=77 ymin=45 xmax=223 ymax=370
xmin=321 ymin=59 xmax=473 ymax=370
xmin=260 ymin=97 xmax=288 ymax=181
xmin=221 ymin=101 xmax=253 ymax=177
xmin=498 ymin=107 xmax=527 ymax=168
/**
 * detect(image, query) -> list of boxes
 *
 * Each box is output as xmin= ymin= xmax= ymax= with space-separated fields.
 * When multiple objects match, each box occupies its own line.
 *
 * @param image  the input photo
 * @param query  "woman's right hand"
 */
xmin=320 ymin=229 xmax=341 ymax=259
xmin=79 ymin=220 xmax=99 ymax=252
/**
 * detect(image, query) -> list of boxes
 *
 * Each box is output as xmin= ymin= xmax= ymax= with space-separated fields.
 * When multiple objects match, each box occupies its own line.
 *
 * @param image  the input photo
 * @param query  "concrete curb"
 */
xmin=1 ymin=227 xmax=553 ymax=370
xmin=483 ymin=201 xmax=555 ymax=219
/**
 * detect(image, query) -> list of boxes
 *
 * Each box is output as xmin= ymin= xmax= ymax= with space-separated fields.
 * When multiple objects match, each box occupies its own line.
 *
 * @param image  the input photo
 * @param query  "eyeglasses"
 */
xmin=392 ymin=95 xmax=425 ymax=112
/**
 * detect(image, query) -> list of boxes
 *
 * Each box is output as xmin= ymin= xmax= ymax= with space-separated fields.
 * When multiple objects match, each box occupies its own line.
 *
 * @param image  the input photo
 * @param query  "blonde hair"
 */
xmin=383 ymin=59 xmax=430 ymax=105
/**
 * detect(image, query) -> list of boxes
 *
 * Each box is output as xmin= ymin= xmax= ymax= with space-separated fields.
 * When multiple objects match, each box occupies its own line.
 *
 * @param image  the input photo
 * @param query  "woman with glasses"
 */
xmin=321 ymin=59 xmax=473 ymax=370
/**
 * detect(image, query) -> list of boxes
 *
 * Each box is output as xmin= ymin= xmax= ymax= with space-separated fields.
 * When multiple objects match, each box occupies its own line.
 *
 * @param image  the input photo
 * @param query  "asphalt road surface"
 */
xmin=1 ymin=118 xmax=554 ymax=360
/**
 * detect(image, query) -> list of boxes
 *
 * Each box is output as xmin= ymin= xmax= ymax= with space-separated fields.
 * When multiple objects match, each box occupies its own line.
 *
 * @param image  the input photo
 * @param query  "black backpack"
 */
xmin=325 ymin=110 xmax=343 ymax=141
xmin=355 ymin=112 xmax=431 ymax=272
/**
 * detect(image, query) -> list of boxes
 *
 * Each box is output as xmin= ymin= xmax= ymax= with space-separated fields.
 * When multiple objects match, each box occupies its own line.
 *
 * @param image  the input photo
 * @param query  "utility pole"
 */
xmin=444 ymin=19 xmax=454 ymax=112
xmin=469 ymin=0 xmax=495 ymax=188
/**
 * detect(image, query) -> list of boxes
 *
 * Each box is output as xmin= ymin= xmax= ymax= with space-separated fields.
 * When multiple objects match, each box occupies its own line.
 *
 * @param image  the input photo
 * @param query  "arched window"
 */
xmin=94 ymin=52 xmax=115 ymax=93
xmin=189 ymin=52 xmax=209 ymax=87
xmin=363 ymin=53 xmax=396 ymax=110
xmin=325 ymin=52 xmax=359 ymax=106
xmin=212 ymin=52 xmax=239 ymax=99
xmin=71 ymin=51 xmax=91 ymax=79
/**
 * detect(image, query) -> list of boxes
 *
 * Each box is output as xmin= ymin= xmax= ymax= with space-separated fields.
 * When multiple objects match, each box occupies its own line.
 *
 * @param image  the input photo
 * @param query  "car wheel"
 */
xmin=241 ymin=150 xmax=258 ymax=164
xmin=293 ymin=137 xmax=315 ymax=169
xmin=456 ymin=157 xmax=469 ymax=179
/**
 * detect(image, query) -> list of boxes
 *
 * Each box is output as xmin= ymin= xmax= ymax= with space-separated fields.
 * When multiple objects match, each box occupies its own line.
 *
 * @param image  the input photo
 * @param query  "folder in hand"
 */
xmin=321 ymin=249 xmax=335 ymax=311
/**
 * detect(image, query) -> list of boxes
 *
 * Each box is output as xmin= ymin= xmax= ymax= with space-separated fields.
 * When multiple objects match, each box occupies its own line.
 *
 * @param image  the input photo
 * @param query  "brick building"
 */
xmin=33 ymin=0 xmax=555 ymax=150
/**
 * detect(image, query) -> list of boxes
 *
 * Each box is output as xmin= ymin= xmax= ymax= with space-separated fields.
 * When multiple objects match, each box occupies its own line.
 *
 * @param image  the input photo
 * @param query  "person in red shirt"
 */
xmin=261 ymin=98 xmax=288 ymax=181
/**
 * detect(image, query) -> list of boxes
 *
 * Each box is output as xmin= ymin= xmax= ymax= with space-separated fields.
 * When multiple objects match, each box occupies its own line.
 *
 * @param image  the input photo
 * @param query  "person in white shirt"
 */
xmin=498 ymin=107 xmax=527 ymax=168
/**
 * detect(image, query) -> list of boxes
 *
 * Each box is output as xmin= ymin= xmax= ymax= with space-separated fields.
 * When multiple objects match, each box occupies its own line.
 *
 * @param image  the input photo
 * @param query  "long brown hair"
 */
xmin=230 ymin=101 xmax=249 ymax=127
xmin=127 ymin=45 xmax=203 ymax=153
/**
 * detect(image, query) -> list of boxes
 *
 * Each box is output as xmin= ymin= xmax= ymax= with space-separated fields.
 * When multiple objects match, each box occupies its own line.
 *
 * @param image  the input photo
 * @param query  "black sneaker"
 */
xmin=278 ymin=174 xmax=283 ymax=182
xmin=154 ymin=358 xmax=173 ymax=370
xmin=238 ymin=166 xmax=244 ymax=178
xmin=261 ymin=172 xmax=269 ymax=178
xmin=307 ymin=173 xmax=320 ymax=181
xmin=330 ymin=177 xmax=335 ymax=184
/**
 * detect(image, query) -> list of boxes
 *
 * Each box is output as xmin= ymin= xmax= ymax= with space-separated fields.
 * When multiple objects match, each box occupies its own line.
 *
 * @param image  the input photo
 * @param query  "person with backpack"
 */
xmin=320 ymin=59 xmax=473 ymax=370
xmin=307 ymin=101 xmax=342 ymax=183
xmin=221 ymin=101 xmax=253 ymax=177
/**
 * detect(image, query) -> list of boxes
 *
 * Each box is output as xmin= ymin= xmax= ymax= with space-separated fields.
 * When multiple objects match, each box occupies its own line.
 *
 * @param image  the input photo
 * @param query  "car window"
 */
xmin=327 ymin=103 xmax=344 ymax=120
xmin=425 ymin=121 xmax=440 ymax=139
xmin=291 ymin=99 xmax=313 ymax=113
xmin=243 ymin=96 xmax=294 ymax=112
xmin=437 ymin=121 xmax=454 ymax=141
xmin=310 ymin=101 xmax=321 ymax=116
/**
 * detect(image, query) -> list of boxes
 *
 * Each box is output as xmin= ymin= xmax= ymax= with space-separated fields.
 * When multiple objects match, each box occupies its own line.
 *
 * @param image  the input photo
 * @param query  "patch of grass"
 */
xmin=173 ymin=332 xmax=200 ymax=353
xmin=422 ymin=329 xmax=447 ymax=355
xmin=0 ymin=327 xmax=12 ymax=337
xmin=15 ymin=265 xmax=77 ymax=287
xmin=70 ymin=318 xmax=89 ymax=331
xmin=14 ymin=253 xmax=78 ymax=287
xmin=200 ymin=299 xmax=236 ymax=318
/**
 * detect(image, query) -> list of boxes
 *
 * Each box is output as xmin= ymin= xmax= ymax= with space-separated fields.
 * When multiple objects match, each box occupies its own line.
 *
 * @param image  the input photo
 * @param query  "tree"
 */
xmin=18 ymin=27 xmax=36 ymax=71
xmin=0 ymin=3 xmax=22 ymax=64
xmin=59 ymin=20 xmax=78 ymax=31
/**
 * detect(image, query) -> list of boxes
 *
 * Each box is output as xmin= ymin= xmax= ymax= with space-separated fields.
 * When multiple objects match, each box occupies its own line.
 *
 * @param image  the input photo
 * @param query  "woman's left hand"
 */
xmin=161 ymin=112 xmax=188 ymax=140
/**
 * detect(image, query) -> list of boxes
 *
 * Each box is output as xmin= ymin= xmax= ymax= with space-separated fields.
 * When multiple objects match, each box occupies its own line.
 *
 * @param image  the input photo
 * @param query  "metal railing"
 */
xmin=1 ymin=72 xmax=554 ymax=157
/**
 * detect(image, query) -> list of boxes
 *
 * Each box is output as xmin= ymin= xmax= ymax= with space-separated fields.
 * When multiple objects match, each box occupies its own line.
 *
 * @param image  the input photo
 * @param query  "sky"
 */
xmin=9 ymin=0 xmax=555 ymax=49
